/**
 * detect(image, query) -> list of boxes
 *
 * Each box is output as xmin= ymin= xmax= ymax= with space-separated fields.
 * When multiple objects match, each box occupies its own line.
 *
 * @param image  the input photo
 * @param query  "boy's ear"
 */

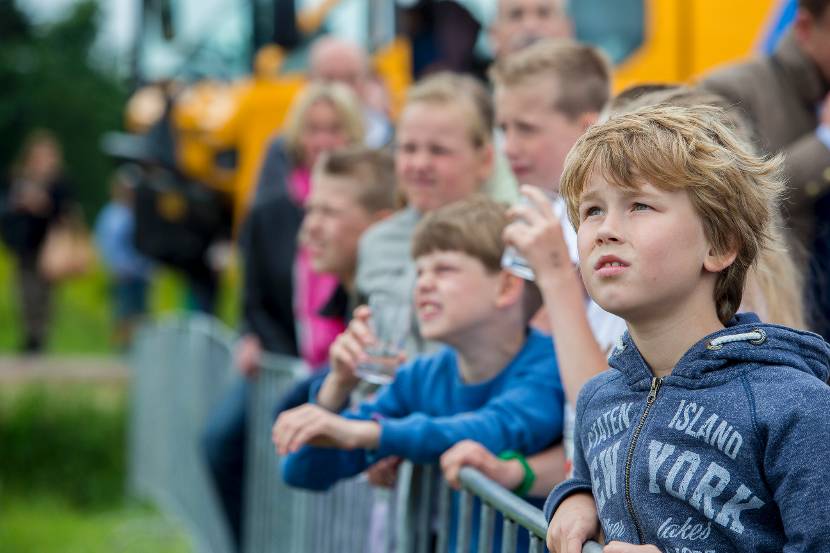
xmin=495 ymin=270 xmax=525 ymax=309
xmin=703 ymin=246 xmax=738 ymax=274
xmin=477 ymin=143 xmax=495 ymax=184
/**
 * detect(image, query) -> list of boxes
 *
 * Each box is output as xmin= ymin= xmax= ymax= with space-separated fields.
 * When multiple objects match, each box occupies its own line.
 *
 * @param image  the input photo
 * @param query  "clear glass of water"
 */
xmin=355 ymin=293 xmax=410 ymax=385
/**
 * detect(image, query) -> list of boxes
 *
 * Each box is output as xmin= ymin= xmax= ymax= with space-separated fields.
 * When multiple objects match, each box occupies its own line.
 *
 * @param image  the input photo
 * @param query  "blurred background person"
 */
xmin=700 ymin=0 xmax=830 ymax=336
xmin=0 ymin=130 xmax=73 ymax=354
xmin=308 ymin=35 xmax=394 ymax=148
xmin=202 ymin=82 xmax=364 ymax=550
xmin=489 ymin=0 xmax=572 ymax=61
xmin=94 ymin=167 xmax=154 ymax=350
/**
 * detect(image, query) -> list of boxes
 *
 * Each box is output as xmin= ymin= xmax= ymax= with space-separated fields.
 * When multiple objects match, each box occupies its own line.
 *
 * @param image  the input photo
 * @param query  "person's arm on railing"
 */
xmin=441 ymin=440 xmax=567 ymax=498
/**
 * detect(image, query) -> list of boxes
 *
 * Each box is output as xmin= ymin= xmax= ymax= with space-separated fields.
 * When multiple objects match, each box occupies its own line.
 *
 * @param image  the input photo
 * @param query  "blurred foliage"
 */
xmin=0 ymin=383 xmax=192 ymax=552
xmin=0 ymin=384 xmax=126 ymax=508
xmin=0 ymin=0 xmax=127 ymax=219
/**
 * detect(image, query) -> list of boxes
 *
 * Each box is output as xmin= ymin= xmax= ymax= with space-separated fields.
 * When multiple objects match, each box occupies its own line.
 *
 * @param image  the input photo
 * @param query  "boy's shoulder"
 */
xmin=575 ymin=366 xmax=625 ymax=411
xmin=359 ymin=208 xmax=419 ymax=248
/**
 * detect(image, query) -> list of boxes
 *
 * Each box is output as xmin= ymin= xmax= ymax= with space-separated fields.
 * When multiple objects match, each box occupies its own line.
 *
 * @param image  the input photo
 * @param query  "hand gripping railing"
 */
xmin=447 ymin=466 xmax=602 ymax=553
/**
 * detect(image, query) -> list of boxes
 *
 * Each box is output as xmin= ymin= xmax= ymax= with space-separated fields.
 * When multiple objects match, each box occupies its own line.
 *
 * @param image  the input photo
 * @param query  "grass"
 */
xmin=0 ymin=243 xmax=240 ymax=354
xmin=0 ymin=498 xmax=192 ymax=553
xmin=0 ymin=384 xmax=192 ymax=553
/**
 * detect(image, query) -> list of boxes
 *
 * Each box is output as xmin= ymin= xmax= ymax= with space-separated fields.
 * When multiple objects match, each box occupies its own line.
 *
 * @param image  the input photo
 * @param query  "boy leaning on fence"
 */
xmin=273 ymin=195 xmax=565 ymax=548
xmin=544 ymin=104 xmax=830 ymax=553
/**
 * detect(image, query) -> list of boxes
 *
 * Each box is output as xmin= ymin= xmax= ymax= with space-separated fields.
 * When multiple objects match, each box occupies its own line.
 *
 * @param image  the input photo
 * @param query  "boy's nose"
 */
xmin=595 ymin=212 xmax=623 ymax=245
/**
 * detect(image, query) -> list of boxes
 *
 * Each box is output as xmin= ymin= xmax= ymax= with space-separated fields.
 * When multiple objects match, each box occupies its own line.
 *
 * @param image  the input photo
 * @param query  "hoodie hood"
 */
xmin=608 ymin=312 xmax=830 ymax=390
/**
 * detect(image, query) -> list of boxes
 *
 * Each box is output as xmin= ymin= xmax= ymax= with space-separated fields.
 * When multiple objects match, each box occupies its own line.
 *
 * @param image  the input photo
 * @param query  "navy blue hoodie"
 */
xmin=545 ymin=313 xmax=830 ymax=553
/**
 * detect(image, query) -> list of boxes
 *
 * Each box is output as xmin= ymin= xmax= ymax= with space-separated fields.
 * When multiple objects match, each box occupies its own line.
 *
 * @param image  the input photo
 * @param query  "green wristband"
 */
xmin=498 ymin=450 xmax=536 ymax=497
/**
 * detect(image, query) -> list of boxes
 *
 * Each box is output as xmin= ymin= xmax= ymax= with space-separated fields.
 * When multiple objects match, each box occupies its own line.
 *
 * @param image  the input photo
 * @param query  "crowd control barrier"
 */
xmin=128 ymin=315 xmax=602 ymax=553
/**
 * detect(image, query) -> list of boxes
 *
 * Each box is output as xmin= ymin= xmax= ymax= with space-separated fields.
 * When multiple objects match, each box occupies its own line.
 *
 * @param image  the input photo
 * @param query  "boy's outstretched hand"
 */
xmin=602 ymin=543 xmax=661 ymax=553
xmin=547 ymin=492 xmax=600 ymax=553
xmin=272 ymin=403 xmax=380 ymax=455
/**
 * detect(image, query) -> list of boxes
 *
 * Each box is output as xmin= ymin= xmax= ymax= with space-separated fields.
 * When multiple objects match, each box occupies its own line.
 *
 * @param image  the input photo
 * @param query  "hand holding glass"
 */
xmin=355 ymin=295 xmax=410 ymax=385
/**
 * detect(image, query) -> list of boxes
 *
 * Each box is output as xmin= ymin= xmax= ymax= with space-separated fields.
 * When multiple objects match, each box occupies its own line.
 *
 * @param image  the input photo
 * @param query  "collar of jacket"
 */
xmin=773 ymin=29 xmax=830 ymax=108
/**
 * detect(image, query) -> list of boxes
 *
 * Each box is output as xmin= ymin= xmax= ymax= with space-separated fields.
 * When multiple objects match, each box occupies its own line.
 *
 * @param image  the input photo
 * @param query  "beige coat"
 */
xmin=701 ymin=31 xmax=830 ymax=250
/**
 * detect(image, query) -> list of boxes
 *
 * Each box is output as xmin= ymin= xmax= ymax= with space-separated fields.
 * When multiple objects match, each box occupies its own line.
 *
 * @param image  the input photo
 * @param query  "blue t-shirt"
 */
xmin=545 ymin=313 xmax=830 ymax=553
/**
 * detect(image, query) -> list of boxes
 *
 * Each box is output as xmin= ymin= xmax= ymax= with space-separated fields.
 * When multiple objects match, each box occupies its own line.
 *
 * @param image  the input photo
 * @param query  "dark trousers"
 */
xmin=16 ymin=256 xmax=52 ymax=352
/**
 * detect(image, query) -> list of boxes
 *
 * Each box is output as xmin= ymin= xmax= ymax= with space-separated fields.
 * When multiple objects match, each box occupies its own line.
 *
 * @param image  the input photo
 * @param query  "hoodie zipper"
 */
xmin=623 ymin=376 xmax=662 ymax=544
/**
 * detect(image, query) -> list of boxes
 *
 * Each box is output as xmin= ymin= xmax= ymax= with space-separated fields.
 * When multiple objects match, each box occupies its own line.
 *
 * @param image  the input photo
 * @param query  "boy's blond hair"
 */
xmin=606 ymin=86 xmax=807 ymax=328
xmin=560 ymin=104 xmax=784 ymax=324
xmin=405 ymin=72 xmax=493 ymax=149
xmin=489 ymin=38 xmax=611 ymax=119
xmin=314 ymin=147 xmax=397 ymax=213
xmin=412 ymin=195 xmax=542 ymax=320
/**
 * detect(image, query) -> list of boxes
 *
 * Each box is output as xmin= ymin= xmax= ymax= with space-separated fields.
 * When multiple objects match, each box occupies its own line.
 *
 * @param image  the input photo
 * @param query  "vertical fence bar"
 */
xmin=501 ymin=518 xmax=518 ymax=553
xmin=435 ymin=479 xmax=452 ymax=553
xmin=529 ymin=535 xmax=545 ymax=553
xmin=457 ymin=490 xmax=473 ymax=552
xmin=416 ymin=465 xmax=434 ymax=553
xmin=477 ymin=503 xmax=495 ymax=553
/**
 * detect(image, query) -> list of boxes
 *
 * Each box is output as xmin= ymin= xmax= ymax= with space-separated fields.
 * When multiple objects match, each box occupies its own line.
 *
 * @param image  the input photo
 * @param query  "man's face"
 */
xmin=301 ymin=175 xmax=376 ymax=279
xmin=491 ymin=0 xmax=571 ymax=58
xmin=795 ymin=6 xmax=830 ymax=83
xmin=576 ymin=174 xmax=722 ymax=326
xmin=414 ymin=250 xmax=503 ymax=346
xmin=311 ymin=47 xmax=367 ymax=98
xmin=496 ymin=78 xmax=587 ymax=192
xmin=395 ymin=101 xmax=491 ymax=213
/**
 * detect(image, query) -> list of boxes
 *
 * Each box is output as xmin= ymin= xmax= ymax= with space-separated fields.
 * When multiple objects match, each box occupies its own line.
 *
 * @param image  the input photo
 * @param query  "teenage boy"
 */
xmin=273 ymin=196 xmax=565 ymax=548
xmin=442 ymin=38 xmax=624 ymax=496
xmin=545 ymin=104 xmax=830 ymax=553
xmin=202 ymin=147 xmax=396 ymax=548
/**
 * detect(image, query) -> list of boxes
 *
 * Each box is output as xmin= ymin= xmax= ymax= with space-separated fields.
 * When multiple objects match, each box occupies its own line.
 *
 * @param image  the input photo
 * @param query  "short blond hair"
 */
xmin=404 ymin=72 xmax=493 ymax=149
xmin=282 ymin=82 xmax=364 ymax=164
xmin=489 ymin=38 xmax=611 ymax=119
xmin=560 ymin=104 xmax=784 ymax=324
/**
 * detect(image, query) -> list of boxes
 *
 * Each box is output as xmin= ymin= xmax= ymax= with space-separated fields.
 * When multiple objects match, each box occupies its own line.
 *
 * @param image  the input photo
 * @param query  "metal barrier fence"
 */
xmin=129 ymin=315 xmax=602 ymax=553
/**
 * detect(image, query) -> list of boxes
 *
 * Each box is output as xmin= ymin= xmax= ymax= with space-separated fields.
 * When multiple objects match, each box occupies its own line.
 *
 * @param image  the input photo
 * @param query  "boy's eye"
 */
xmin=582 ymin=206 xmax=603 ymax=219
xmin=632 ymin=202 xmax=651 ymax=211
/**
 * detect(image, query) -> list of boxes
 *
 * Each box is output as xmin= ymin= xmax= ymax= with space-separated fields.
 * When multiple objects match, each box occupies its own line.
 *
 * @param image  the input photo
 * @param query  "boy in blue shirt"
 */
xmin=273 ymin=195 xmax=565 ymax=543
xmin=544 ymin=104 xmax=830 ymax=553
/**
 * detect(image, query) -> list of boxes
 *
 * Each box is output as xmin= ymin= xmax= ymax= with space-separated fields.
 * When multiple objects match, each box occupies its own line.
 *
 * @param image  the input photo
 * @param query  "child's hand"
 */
xmin=235 ymin=334 xmax=262 ymax=377
xmin=440 ymin=440 xmax=522 ymax=491
xmin=366 ymin=455 xmax=402 ymax=488
xmin=328 ymin=305 xmax=377 ymax=388
xmin=272 ymin=404 xmax=379 ymax=455
xmin=547 ymin=492 xmax=600 ymax=553
xmin=602 ymin=542 xmax=661 ymax=553
xmin=503 ymin=185 xmax=572 ymax=279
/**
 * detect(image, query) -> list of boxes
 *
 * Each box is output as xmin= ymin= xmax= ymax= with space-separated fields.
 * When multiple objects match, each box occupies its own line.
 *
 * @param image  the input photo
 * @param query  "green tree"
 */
xmin=0 ymin=0 xmax=127 ymax=218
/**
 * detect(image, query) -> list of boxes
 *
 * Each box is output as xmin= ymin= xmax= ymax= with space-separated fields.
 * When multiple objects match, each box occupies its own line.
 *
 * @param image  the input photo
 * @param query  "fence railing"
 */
xmin=128 ymin=315 xmax=602 ymax=553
